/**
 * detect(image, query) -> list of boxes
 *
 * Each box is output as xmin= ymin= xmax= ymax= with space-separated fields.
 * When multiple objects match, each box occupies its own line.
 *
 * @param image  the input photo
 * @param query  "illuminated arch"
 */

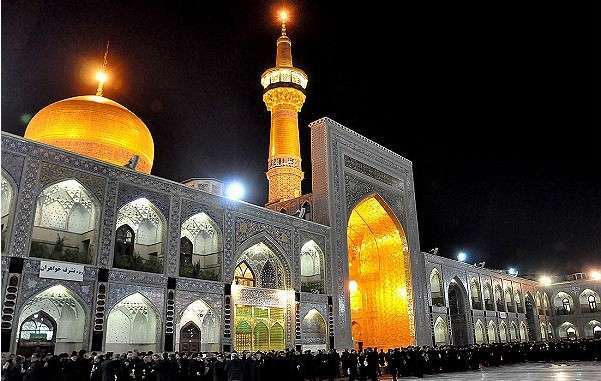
xmin=433 ymin=316 xmax=448 ymax=346
xmin=347 ymin=194 xmax=414 ymax=349
xmin=499 ymin=321 xmax=508 ymax=342
xmin=487 ymin=321 xmax=497 ymax=343
xmin=105 ymin=292 xmax=161 ymax=353
xmin=470 ymin=278 xmax=482 ymax=309
xmin=177 ymin=299 xmax=220 ymax=352
xmin=585 ymin=320 xmax=601 ymax=338
xmin=17 ymin=284 xmax=87 ymax=355
xmin=509 ymin=321 xmax=518 ymax=342
xmin=30 ymin=179 xmax=99 ymax=263
xmin=1 ymin=172 xmax=16 ymax=255
xmin=114 ymin=198 xmax=166 ymax=273
xmin=474 ymin=320 xmax=485 ymax=344
xmin=579 ymin=289 xmax=600 ymax=312
xmin=430 ymin=268 xmax=444 ymax=306
xmin=301 ymin=309 xmax=327 ymax=351
xmin=554 ymin=292 xmax=575 ymax=314
xmin=179 ymin=212 xmax=222 ymax=281
xmin=235 ymin=242 xmax=287 ymax=289
xmin=483 ymin=282 xmax=493 ymax=310
xmin=519 ymin=321 xmax=528 ymax=342
xmin=300 ymin=240 xmax=324 ymax=293
xmin=233 ymin=232 xmax=292 ymax=288
xmin=558 ymin=322 xmax=578 ymax=339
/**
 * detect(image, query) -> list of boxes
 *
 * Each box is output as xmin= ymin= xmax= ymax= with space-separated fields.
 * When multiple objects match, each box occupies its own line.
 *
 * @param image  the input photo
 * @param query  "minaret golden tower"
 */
xmin=261 ymin=10 xmax=308 ymax=205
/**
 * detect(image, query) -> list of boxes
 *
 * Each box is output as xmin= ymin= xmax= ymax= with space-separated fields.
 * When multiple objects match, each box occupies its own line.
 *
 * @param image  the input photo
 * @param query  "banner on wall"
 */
xmin=39 ymin=261 xmax=84 ymax=282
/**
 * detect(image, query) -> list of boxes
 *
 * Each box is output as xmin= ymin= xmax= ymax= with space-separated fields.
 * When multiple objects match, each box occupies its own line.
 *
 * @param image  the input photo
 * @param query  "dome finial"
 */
xmin=279 ymin=9 xmax=288 ymax=36
xmin=95 ymin=41 xmax=110 ymax=97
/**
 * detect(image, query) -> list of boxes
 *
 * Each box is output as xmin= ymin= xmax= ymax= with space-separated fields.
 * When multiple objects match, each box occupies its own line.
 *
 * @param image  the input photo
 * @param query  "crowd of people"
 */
xmin=2 ymin=338 xmax=600 ymax=381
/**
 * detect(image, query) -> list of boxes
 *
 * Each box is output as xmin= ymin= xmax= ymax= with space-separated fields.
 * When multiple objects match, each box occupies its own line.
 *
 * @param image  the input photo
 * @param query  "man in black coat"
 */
xmin=224 ymin=353 xmax=243 ymax=381
xmin=23 ymin=355 xmax=44 ymax=381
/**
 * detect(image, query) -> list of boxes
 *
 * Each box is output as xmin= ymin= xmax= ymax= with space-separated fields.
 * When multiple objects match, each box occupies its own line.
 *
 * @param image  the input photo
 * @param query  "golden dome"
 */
xmin=25 ymin=95 xmax=154 ymax=173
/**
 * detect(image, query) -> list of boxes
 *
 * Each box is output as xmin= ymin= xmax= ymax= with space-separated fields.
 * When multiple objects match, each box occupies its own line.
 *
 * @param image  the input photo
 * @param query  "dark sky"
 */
xmin=2 ymin=1 xmax=600 ymax=276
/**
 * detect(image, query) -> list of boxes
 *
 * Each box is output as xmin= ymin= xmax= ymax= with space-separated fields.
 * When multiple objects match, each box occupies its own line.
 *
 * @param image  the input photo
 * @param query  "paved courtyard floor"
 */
xmin=372 ymin=361 xmax=600 ymax=380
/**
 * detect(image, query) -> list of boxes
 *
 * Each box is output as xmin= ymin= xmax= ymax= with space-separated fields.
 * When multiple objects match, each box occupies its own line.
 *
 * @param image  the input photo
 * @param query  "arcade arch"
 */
xmin=30 ymin=179 xmax=99 ymax=263
xmin=105 ymin=293 xmax=160 ymax=353
xmin=16 ymin=285 xmax=86 ymax=356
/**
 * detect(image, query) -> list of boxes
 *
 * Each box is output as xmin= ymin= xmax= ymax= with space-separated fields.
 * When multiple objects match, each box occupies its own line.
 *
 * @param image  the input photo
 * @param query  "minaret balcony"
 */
xmin=261 ymin=67 xmax=308 ymax=90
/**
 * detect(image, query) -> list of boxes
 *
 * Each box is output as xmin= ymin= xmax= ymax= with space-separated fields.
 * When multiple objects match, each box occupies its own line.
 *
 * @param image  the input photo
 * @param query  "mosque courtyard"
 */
xmin=374 ymin=361 xmax=599 ymax=380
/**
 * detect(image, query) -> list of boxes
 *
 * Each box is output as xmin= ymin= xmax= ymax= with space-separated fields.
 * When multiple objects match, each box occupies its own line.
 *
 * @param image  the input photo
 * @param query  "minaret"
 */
xmin=261 ymin=10 xmax=308 ymax=205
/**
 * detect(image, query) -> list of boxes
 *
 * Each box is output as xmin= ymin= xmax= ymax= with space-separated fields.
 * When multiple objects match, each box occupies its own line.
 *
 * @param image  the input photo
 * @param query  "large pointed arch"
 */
xmin=448 ymin=277 xmax=469 ymax=345
xmin=105 ymin=292 xmax=161 ymax=353
xmin=346 ymin=193 xmax=414 ymax=349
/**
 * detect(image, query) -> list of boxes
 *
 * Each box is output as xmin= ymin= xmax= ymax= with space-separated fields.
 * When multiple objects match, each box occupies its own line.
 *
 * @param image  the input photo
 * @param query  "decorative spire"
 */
xmin=95 ymin=41 xmax=110 ymax=97
xmin=276 ymin=10 xmax=292 ymax=67
xmin=279 ymin=9 xmax=288 ymax=36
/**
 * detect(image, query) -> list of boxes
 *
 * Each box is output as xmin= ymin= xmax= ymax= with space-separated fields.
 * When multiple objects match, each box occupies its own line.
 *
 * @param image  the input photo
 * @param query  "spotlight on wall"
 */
xmin=349 ymin=280 xmax=358 ymax=293
xmin=539 ymin=275 xmax=553 ymax=286
xmin=591 ymin=270 xmax=601 ymax=281
xmin=457 ymin=251 xmax=468 ymax=262
xmin=508 ymin=267 xmax=519 ymax=277
xmin=225 ymin=181 xmax=245 ymax=200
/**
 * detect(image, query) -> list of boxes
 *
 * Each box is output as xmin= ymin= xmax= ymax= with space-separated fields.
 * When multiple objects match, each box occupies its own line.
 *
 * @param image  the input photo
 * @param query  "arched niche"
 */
xmin=1 ymin=172 xmax=16 ymax=255
xmin=487 ymin=321 xmax=497 ymax=343
xmin=433 ymin=316 xmax=448 ymax=346
xmin=16 ymin=285 xmax=86 ymax=355
xmin=554 ymin=292 xmax=575 ymax=315
xmin=300 ymin=240 xmax=325 ymax=293
xmin=301 ymin=309 xmax=327 ymax=351
xmin=114 ymin=198 xmax=166 ymax=273
xmin=176 ymin=299 xmax=220 ymax=352
xmin=557 ymin=322 xmax=578 ymax=340
xmin=448 ymin=278 xmax=469 ymax=345
xmin=470 ymin=278 xmax=482 ymax=310
xmin=347 ymin=194 xmax=414 ymax=349
xmin=430 ymin=269 xmax=444 ymax=307
xmin=105 ymin=292 xmax=161 ymax=353
xmin=179 ymin=212 xmax=223 ymax=281
xmin=474 ymin=320 xmax=485 ymax=344
xmin=234 ymin=242 xmax=288 ymax=289
xmin=30 ymin=179 xmax=99 ymax=264
xmin=579 ymin=289 xmax=600 ymax=313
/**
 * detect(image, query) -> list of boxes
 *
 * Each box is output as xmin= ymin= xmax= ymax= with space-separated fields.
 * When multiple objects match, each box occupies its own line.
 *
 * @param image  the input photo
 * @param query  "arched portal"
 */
xmin=448 ymin=279 xmax=469 ymax=345
xmin=430 ymin=269 xmax=444 ymax=306
xmin=301 ymin=309 xmax=327 ymax=352
xmin=105 ymin=293 xmax=160 ymax=353
xmin=558 ymin=322 xmax=578 ymax=340
xmin=499 ymin=321 xmax=508 ymax=342
xmin=177 ymin=299 xmax=220 ymax=352
xmin=586 ymin=320 xmax=601 ymax=339
xmin=16 ymin=285 xmax=86 ymax=356
xmin=180 ymin=322 xmax=201 ymax=353
xmin=347 ymin=195 xmax=414 ymax=349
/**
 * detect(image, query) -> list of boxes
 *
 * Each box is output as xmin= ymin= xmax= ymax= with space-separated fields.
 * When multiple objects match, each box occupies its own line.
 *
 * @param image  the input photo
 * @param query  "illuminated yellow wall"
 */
xmin=347 ymin=195 xmax=415 ymax=349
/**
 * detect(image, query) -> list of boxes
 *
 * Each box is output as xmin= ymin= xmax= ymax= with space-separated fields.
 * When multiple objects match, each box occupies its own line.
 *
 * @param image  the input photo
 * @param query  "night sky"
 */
xmin=2 ymin=1 xmax=600 ymax=276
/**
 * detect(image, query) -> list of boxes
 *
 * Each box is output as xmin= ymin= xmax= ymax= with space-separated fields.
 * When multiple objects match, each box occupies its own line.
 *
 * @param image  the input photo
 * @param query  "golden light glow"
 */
xmin=347 ymin=195 xmax=415 ymax=350
xmin=539 ymin=275 xmax=553 ymax=286
xmin=279 ymin=9 xmax=289 ymax=24
xmin=95 ymin=71 xmax=107 ymax=83
xmin=591 ymin=271 xmax=601 ymax=281
xmin=24 ymin=95 xmax=154 ymax=173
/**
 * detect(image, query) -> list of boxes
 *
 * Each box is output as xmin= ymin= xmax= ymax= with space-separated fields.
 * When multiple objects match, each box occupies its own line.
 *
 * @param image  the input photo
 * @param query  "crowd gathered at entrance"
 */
xmin=2 ymin=338 xmax=600 ymax=381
